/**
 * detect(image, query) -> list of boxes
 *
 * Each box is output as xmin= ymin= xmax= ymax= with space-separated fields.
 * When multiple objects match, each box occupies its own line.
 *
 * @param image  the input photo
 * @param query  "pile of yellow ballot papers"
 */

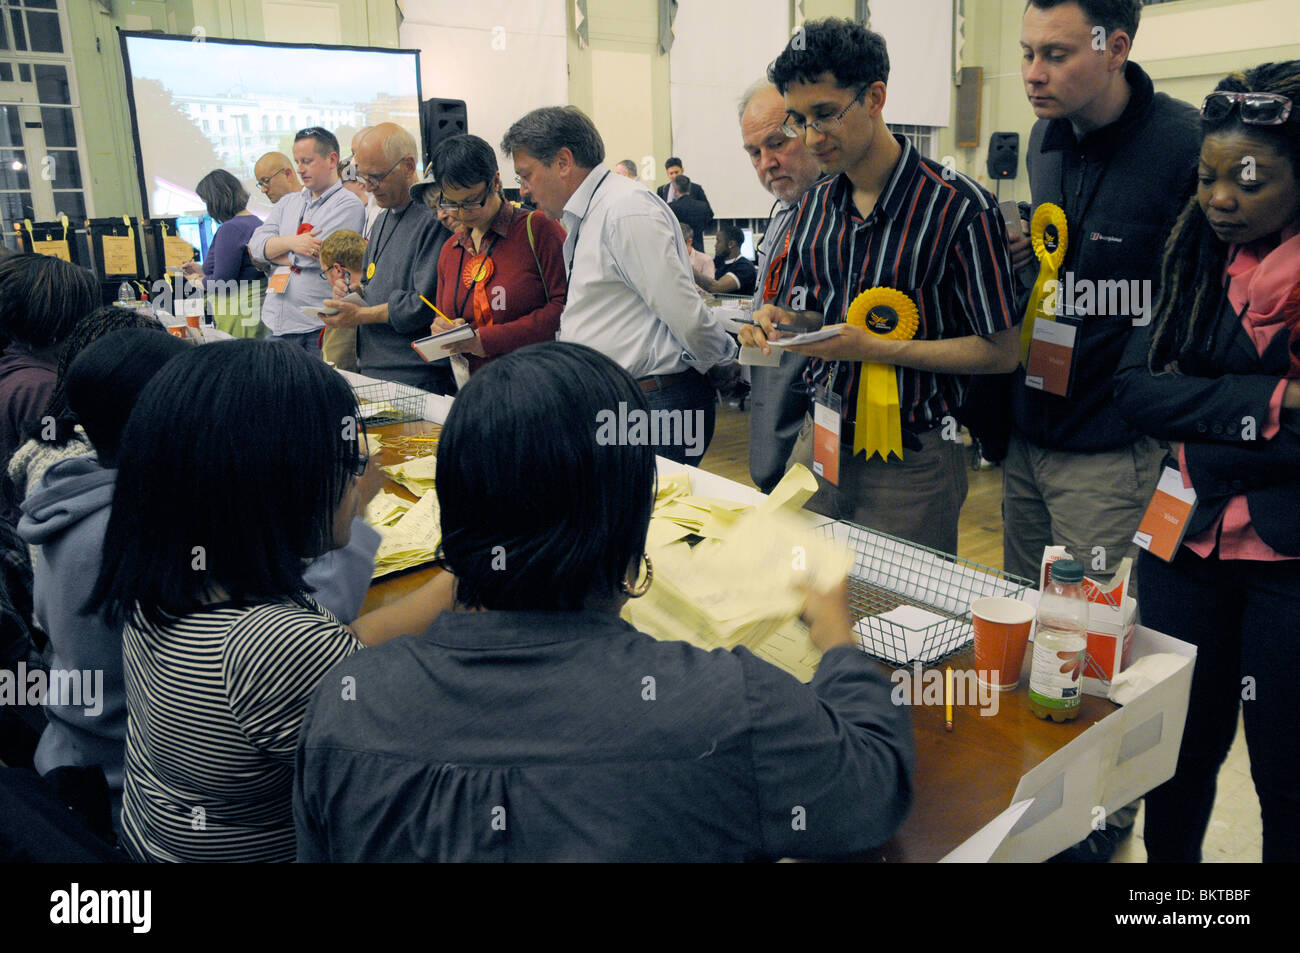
xmin=626 ymin=465 xmax=852 ymax=683
xmin=381 ymin=453 xmax=438 ymax=496
xmin=371 ymin=489 xmax=442 ymax=578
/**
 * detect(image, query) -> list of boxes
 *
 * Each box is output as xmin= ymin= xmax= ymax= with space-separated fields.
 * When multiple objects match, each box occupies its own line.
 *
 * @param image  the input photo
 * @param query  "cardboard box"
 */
xmin=1082 ymin=596 xmax=1136 ymax=698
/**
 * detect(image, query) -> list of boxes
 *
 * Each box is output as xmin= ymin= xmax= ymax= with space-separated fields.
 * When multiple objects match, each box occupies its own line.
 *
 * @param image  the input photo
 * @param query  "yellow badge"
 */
xmin=845 ymin=287 xmax=919 ymax=462
xmin=1020 ymin=202 xmax=1068 ymax=365
xmin=366 ymin=262 xmax=376 ymax=280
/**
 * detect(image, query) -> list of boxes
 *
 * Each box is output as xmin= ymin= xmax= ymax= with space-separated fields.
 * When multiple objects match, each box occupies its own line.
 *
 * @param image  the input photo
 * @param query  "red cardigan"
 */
xmin=434 ymin=201 xmax=568 ymax=373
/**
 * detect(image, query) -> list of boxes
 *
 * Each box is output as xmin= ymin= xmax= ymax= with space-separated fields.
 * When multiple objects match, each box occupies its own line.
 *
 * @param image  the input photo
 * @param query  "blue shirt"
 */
xmin=247 ymin=181 xmax=365 ymax=335
xmin=294 ymin=609 xmax=913 ymax=861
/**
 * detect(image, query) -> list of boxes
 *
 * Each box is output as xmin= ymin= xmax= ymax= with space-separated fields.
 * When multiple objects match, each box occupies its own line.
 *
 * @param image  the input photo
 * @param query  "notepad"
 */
xmin=412 ymin=323 xmax=477 ymax=360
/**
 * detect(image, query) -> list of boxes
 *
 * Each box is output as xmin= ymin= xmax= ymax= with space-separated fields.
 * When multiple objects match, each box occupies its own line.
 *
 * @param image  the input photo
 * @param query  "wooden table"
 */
xmin=876 ymin=647 xmax=1114 ymax=862
xmin=359 ymin=426 xmax=1116 ymax=861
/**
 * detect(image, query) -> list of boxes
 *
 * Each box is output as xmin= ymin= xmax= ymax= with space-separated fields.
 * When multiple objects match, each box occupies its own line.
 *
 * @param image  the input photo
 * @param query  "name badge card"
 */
xmin=812 ymin=391 xmax=842 ymax=486
xmin=1024 ymin=318 xmax=1076 ymax=397
xmin=1133 ymin=466 xmax=1198 ymax=562
xmin=267 ymin=266 xmax=290 ymax=295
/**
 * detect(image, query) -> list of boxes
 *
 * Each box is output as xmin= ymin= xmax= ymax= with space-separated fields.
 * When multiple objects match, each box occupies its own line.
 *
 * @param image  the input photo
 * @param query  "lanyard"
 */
xmin=565 ymin=170 xmax=612 ymax=285
xmin=363 ymin=203 xmax=408 ymax=286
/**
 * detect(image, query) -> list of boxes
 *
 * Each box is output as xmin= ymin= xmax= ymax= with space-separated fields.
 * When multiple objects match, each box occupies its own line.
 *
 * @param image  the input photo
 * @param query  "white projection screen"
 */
xmin=119 ymin=33 xmax=422 ymax=219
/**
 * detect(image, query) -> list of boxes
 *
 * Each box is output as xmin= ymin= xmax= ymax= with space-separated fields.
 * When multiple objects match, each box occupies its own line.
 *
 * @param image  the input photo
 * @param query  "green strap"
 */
xmin=525 ymin=210 xmax=550 ymax=301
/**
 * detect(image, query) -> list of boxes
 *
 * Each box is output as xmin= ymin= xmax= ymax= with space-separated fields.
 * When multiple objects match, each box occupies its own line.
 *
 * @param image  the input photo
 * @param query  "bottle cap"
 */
xmin=1050 ymin=559 xmax=1084 ymax=584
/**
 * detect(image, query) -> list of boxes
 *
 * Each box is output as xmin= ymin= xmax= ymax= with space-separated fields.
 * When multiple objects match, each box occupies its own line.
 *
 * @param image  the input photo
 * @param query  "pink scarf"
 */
xmin=1225 ymin=224 xmax=1300 ymax=378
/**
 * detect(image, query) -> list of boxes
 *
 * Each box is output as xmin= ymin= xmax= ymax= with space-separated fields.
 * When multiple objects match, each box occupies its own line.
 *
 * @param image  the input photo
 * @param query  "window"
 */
xmin=0 ymin=3 xmax=89 ymax=248
xmin=888 ymin=123 xmax=937 ymax=161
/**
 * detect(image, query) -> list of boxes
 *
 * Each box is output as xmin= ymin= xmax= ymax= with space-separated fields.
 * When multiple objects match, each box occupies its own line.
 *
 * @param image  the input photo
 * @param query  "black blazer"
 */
xmin=1113 ymin=288 xmax=1300 ymax=556
xmin=657 ymin=181 xmax=712 ymax=227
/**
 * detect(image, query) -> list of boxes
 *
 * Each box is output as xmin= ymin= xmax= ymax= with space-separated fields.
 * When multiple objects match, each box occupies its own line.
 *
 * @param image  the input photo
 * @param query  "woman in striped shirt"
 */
xmin=86 ymin=340 xmax=452 ymax=862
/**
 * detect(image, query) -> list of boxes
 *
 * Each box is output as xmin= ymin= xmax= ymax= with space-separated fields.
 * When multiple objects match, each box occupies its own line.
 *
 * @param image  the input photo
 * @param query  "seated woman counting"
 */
xmin=294 ymin=341 xmax=914 ymax=862
xmin=420 ymin=133 xmax=567 ymax=382
xmin=86 ymin=340 xmax=454 ymax=862
xmin=1114 ymin=61 xmax=1300 ymax=863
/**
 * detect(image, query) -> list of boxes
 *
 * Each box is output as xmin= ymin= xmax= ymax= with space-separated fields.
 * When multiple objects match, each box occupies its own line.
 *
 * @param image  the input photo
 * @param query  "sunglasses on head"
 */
xmin=1201 ymin=92 xmax=1298 ymax=126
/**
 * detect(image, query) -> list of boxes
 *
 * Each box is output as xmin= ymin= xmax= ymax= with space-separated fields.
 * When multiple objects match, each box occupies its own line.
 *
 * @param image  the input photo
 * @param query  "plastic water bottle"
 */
xmin=117 ymin=281 xmax=134 ymax=307
xmin=1028 ymin=559 xmax=1089 ymax=722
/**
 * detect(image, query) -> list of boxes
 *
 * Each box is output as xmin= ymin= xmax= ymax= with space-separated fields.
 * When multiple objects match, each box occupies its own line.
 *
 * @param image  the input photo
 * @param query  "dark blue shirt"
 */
xmin=293 ymin=609 xmax=913 ymax=861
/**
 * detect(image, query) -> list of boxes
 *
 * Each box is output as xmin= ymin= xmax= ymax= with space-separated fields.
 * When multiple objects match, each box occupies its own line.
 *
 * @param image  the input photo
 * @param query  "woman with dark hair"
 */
xmin=8 ymin=306 xmax=163 ymax=513
xmin=1113 ymin=61 xmax=1300 ymax=863
xmin=295 ymin=341 xmax=913 ymax=862
xmin=184 ymin=169 xmax=266 ymax=338
xmin=86 ymin=340 xmax=453 ymax=862
xmin=420 ymin=134 xmax=567 ymax=381
xmin=0 ymin=254 xmax=99 ymax=525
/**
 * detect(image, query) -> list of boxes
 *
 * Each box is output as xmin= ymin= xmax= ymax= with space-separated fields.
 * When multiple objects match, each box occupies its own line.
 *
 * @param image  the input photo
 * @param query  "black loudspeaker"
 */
xmin=986 ymin=132 xmax=1020 ymax=180
xmin=420 ymin=98 xmax=467 ymax=169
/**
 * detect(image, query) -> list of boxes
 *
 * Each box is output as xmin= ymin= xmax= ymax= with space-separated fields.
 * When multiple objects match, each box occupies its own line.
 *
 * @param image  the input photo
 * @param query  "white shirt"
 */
xmin=559 ymin=167 xmax=737 ymax=378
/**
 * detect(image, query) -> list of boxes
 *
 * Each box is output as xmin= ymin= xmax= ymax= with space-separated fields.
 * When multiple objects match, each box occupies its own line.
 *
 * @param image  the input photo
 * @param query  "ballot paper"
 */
xmin=627 ymin=506 xmax=854 ymax=655
xmin=365 ymin=491 xmax=409 ymax=528
xmin=767 ymin=327 xmax=841 ymax=348
xmin=856 ymin=605 xmax=951 ymax=665
xmin=381 ymin=452 xmax=438 ymax=496
xmin=372 ymin=489 xmax=442 ymax=577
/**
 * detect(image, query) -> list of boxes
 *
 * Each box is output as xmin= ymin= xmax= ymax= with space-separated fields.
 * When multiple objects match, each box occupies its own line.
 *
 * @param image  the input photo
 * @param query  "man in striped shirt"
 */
xmin=740 ymin=18 xmax=1020 ymax=554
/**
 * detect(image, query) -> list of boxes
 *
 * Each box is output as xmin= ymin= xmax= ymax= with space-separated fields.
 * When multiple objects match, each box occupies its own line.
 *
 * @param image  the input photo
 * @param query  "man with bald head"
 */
xmin=321 ymin=122 xmax=454 ymax=392
xmin=253 ymin=151 xmax=301 ymax=205
xmin=739 ymin=80 xmax=825 ymax=492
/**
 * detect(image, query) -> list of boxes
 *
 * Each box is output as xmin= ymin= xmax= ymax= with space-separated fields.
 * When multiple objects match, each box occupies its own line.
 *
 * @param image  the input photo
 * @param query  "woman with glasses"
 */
xmin=86 ymin=341 xmax=454 ymax=862
xmin=422 ymin=134 xmax=567 ymax=380
xmin=185 ymin=169 xmax=267 ymax=339
xmin=1114 ymin=62 xmax=1300 ymax=863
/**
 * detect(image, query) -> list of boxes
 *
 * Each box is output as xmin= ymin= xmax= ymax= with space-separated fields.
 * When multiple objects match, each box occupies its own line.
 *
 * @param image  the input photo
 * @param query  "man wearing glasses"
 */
xmin=1002 ymin=0 xmax=1199 ymax=594
xmin=500 ymin=106 xmax=738 ymax=463
xmin=252 ymin=152 xmax=301 ymax=204
xmin=320 ymin=123 xmax=454 ymax=393
xmin=737 ymin=79 xmax=825 ymax=494
xmin=739 ymin=19 xmax=1020 ymax=555
xmin=248 ymin=127 xmax=365 ymax=351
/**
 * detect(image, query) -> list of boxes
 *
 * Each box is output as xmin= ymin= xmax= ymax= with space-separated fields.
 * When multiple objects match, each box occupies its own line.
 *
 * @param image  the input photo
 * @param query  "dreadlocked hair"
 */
xmin=26 ymin=305 xmax=168 ymax=445
xmin=1147 ymin=61 xmax=1300 ymax=372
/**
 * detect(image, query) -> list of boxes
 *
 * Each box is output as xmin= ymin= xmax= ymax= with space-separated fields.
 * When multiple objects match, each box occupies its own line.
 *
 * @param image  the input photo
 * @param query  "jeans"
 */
xmin=271 ymin=330 xmax=322 ymax=353
xmin=641 ymin=370 xmax=717 ymax=466
xmin=1139 ymin=547 xmax=1300 ymax=862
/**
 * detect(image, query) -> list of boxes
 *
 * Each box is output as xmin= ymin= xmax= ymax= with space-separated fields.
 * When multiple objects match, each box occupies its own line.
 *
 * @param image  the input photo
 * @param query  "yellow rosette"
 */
xmin=845 ymin=287 xmax=919 ymax=462
xmin=1020 ymin=202 xmax=1068 ymax=365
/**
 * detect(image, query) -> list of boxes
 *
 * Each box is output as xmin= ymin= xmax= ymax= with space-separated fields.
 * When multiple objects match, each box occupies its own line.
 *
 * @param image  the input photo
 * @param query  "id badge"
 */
xmin=267 ymin=266 xmax=290 ymax=295
xmin=1133 ymin=466 xmax=1198 ymax=562
xmin=1024 ymin=318 xmax=1076 ymax=396
xmin=812 ymin=390 xmax=842 ymax=486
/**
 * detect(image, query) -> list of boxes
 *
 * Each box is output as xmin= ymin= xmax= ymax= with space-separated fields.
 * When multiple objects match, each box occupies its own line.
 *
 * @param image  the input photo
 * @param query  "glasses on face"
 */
xmin=256 ymin=167 xmax=290 ymax=191
xmin=1201 ymin=92 xmax=1298 ymax=126
xmin=436 ymin=184 xmax=492 ymax=211
xmin=322 ymin=265 xmax=351 ymax=287
xmin=350 ymin=452 xmax=369 ymax=479
xmin=781 ymin=84 xmax=871 ymax=138
xmin=358 ymin=158 xmax=405 ymax=189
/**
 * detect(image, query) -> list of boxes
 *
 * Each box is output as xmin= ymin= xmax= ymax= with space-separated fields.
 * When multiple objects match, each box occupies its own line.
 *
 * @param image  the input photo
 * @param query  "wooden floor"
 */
xmin=700 ymin=399 xmax=1006 ymax=570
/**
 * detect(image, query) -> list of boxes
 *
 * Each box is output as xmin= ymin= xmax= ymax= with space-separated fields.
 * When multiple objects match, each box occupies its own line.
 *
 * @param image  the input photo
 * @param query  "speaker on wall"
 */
xmin=987 ymin=132 xmax=1020 ymax=180
xmin=420 ymin=98 xmax=467 ymax=170
xmin=955 ymin=67 xmax=982 ymax=148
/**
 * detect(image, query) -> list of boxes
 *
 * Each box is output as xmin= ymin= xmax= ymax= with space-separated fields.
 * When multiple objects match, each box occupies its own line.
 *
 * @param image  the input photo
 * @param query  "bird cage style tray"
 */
xmin=818 ymin=521 xmax=1033 ymax=666
xmin=352 ymin=380 xmax=428 ymax=427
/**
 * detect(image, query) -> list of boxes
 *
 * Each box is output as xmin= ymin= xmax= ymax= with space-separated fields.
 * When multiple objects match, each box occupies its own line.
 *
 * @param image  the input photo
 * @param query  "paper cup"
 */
xmin=971 ymin=596 xmax=1036 ymax=692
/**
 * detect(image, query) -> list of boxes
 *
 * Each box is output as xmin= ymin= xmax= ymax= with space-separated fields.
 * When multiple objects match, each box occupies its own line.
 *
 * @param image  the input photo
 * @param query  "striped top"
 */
xmin=119 ymin=597 xmax=359 ymax=862
xmin=776 ymin=136 xmax=1017 ymax=434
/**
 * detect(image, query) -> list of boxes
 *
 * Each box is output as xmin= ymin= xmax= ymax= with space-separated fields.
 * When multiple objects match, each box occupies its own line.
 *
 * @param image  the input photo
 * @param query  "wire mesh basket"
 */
xmin=353 ymin=380 xmax=428 ymax=427
xmin=819 ymin=521 xmax=1033 ymax=666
